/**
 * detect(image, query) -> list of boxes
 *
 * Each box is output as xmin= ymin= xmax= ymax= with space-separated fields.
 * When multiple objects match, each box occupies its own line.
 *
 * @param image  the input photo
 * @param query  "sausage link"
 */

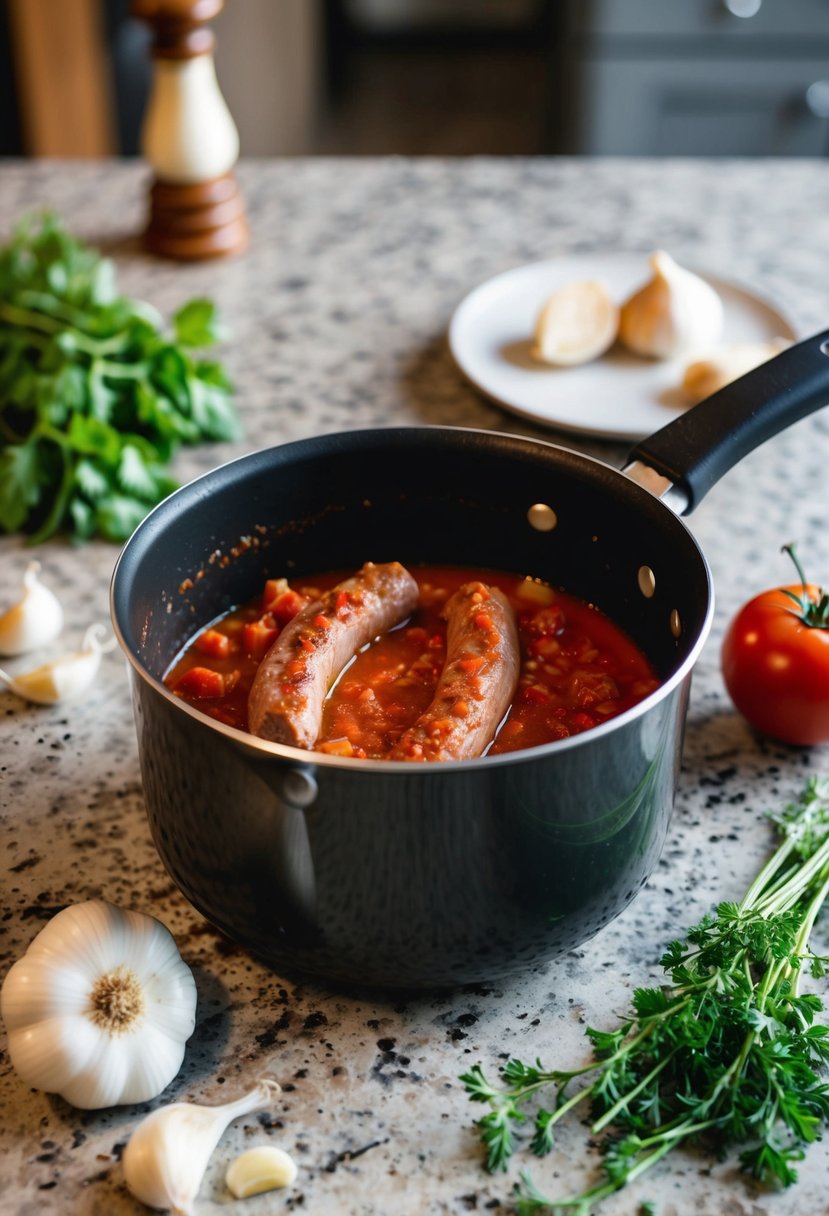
xmin=248 ymin=561 xmax=419 ymax=747
xmin=390 ymin=581 xmax=520 ymax=762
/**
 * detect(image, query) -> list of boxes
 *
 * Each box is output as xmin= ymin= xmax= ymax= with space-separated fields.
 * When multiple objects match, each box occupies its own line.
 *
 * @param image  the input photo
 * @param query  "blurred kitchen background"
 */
xmin=2 ymin=0 xmax=829 ymax=159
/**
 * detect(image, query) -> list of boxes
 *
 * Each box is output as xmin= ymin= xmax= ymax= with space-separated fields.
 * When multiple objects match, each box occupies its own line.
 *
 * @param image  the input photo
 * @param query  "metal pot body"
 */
xmin=112 ymin=427 xmax=712 ymax=987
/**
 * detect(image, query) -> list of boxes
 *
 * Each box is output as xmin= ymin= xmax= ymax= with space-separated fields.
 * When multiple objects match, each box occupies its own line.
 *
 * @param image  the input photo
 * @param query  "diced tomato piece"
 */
xmin=300 ymin=636 xmax=317 ymax=653
xmin=570 ymin=712 xmax=596 ymax=734
xmin=195 ymin=628 xmax=231 ymax=659
xmin=313 ymin=613 xmax=331 ymax=630
xmin=530 ymin=636 xmax=561 ymax=660
xmin=547 ymin=720 xmax=572 ymax=740
xmin=473 ymin=612 xmax=493 ymax=632
xmin=242 ymin=619 xmax=279 ymax=658
xmin=527 ymin=606 xmax=566 ymax=637
xmin=521 ymin=684 xmax=551 ymax=706
xmin=269 ymin=589 xmax=307 ymax=626
xmin=174 ymin=666 xmax=225 ymax=699
xmin=262 ymin=577 xmax=289 ymax=609
xmin=335 ymin=590 xmax=350 ymax=614
xmin=318 ymin=737 xmax=355 ymax=757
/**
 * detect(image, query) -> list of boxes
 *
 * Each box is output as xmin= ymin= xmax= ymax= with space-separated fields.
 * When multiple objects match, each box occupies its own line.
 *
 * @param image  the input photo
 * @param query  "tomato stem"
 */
xmin=781 ymin=542 xmax=829 ymax=629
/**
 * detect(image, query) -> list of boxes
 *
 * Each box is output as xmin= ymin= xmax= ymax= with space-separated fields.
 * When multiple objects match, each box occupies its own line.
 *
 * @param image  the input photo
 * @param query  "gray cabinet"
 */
xmin=551 ymin=0 xmax=829 ymax=155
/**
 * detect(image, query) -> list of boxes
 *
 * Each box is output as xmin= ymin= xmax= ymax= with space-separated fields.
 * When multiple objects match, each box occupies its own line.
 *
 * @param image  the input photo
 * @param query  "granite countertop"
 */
xmin=2 ymin=158 xmax=829 ymax=1216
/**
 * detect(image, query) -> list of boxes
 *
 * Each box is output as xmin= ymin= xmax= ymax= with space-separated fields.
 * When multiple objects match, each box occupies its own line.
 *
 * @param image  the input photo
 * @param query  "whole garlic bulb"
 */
xmin=123 ymin=1078 xmax=281 ymax=1215
xmin=0 ymin=899 xmax=197 ymax=1109
xmin=532 ymin=279 xmax=619 ymax=366
xmin=619 ymin=250 xmax=724 ymax=359
xmin=0 ymin=562 xmax=63 ymax=656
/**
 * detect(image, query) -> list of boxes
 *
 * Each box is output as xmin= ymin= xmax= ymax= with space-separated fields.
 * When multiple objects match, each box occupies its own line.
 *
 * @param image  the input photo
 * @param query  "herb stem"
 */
xmin=740 ymin=835 xmax=797 ymax=909
xmin=27 ymin=446 xmax=75 ymax=544
xmin=591 ymin=1050 xmax=678 ymax=1134
xmin=0 ymin=300 xmax=63 ymax=335
xmin=99 ymin=360 xmax=146 ymax=379
xmin=462 ymin=778 xmax=829 ymax=1214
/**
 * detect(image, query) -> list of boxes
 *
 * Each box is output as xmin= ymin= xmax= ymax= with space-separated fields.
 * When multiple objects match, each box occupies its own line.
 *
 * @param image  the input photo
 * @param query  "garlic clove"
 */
xmin=113 ymin=1021 xmax=190 ymax=1108
xmin=532 ymin=278 xmax=619 ymax=366
xmin=0 ymin=622 xmax=115 ymax=704
xmin=0 ymin=956 xmax=94 ymax=1025
xmin=0 ymin=561 xmax=64 ymax=656
xmin=123 ymin=1078 xmax=281 ymax=1215
xmin=7 ymin=1013 xmax=102 ymax=1095
xmin=680 ymin=339 xmax=791 ymax=404
xmin=225 ymin=1145 xmax=298 ymax=1197
xmin=618 ymin=250 xmax=724 ymax=360
xmin=62 ymin=1033 xmax=134 ymax=1111
xmin=0 ymin=899 xmax=197 ymax=1109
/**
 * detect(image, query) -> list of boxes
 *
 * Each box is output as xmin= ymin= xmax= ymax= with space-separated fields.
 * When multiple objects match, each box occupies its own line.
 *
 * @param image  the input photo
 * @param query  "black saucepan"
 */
xmin=111 ymin=329 xmax=829 ymax=989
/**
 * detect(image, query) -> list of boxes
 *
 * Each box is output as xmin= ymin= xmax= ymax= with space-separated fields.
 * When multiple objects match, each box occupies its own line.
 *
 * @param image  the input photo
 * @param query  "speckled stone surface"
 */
xmin=1 ymin=158 xmax=829 ymax=1215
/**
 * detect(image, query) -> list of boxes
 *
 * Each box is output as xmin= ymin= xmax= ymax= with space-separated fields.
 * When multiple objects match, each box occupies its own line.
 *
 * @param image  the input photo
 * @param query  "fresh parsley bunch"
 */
xmin=461 ymin=776 xmax=829 ymax=1214
xmin=0 ymin=213 xmax=240 ymax=544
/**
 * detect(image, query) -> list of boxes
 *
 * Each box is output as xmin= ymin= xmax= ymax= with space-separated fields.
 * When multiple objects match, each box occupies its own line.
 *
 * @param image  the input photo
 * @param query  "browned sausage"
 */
xmin=248 ymin=561 xmax=419 ymax=747
xmin=389 ymin=581 xmax=520 ymax=762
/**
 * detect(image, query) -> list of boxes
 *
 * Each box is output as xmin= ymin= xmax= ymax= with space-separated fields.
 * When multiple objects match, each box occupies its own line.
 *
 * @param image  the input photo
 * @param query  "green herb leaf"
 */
xmin=0 ymin=440 xmax=48 ymax=530
xmin=0 ymin=213 xmax=240 ymax=543
xmin=173 ymin=297 xmax=226 ymax=348
xmin=460 ymin=777 xmax=829 ymax=1213
xmin=94 ymin=492 xmax=157 ymax=543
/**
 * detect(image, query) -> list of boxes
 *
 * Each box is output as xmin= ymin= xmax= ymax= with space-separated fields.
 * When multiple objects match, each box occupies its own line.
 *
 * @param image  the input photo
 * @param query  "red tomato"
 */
xmin=721 ymin=551 xmax=829 ymax=745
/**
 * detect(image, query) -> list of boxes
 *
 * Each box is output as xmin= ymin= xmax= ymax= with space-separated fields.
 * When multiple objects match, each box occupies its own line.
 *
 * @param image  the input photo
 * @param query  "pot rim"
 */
xmin=110 ymin=424 xmax=716 ymax=773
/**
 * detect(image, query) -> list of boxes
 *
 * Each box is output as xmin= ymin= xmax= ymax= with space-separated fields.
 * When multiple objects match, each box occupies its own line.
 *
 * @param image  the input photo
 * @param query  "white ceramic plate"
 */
xmin=448 ymin=254 xmax=800 ymax=441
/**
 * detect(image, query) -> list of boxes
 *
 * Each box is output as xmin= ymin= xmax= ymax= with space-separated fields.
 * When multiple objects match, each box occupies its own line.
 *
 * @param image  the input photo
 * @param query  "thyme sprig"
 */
xmin=461 ymin=777 xmax=829 ymax=1214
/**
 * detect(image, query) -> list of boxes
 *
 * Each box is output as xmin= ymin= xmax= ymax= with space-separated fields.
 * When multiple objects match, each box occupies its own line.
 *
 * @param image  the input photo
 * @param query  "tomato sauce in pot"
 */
xmin=164 ymin=566 xmax=658 ymax=759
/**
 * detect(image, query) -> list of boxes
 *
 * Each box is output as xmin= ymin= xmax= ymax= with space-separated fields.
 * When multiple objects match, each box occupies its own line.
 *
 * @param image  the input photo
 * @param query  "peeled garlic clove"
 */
xmin=619 ymin=250 xmax=724 ymax=360
xmin=680 ymin=339 xmax=792 ymax=404
xmin=123 ymin=1078 xmax=281 ymax=1215
xmin=0 ymin=623 xmax=114 ymax=704
xmin=0 ymin=561 xmax=63 ymax=656
xmin=532 ymin=279 xmax=619 ymax=366
xmin=225 ymin=1145 xmax=298 ymax=1197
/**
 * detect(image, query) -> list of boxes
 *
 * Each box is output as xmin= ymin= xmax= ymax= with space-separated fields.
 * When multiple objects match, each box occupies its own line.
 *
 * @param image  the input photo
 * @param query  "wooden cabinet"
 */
xmin=550 ymin=0 xmax=829 ymax=155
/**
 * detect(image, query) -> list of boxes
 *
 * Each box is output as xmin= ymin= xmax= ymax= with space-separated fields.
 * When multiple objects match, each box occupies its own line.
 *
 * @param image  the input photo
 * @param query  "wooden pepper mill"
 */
xmin=130 ymin=0 xmax=249 ymax=260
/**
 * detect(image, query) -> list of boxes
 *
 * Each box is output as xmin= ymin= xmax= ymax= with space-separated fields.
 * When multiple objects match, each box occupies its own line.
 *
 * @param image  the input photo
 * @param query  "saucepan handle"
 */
xmin=626 ymin=327 xmax=829 ymax=514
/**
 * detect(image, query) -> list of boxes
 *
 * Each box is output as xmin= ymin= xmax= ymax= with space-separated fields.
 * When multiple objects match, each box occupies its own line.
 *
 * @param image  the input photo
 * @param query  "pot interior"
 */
xmin=113 ymin=427 xmax=711 ymax=693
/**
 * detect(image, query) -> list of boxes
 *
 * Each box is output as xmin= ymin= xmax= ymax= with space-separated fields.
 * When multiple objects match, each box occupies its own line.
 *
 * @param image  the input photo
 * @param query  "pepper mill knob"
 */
xmin=131 ymin=0 xmax=249 ymax=260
